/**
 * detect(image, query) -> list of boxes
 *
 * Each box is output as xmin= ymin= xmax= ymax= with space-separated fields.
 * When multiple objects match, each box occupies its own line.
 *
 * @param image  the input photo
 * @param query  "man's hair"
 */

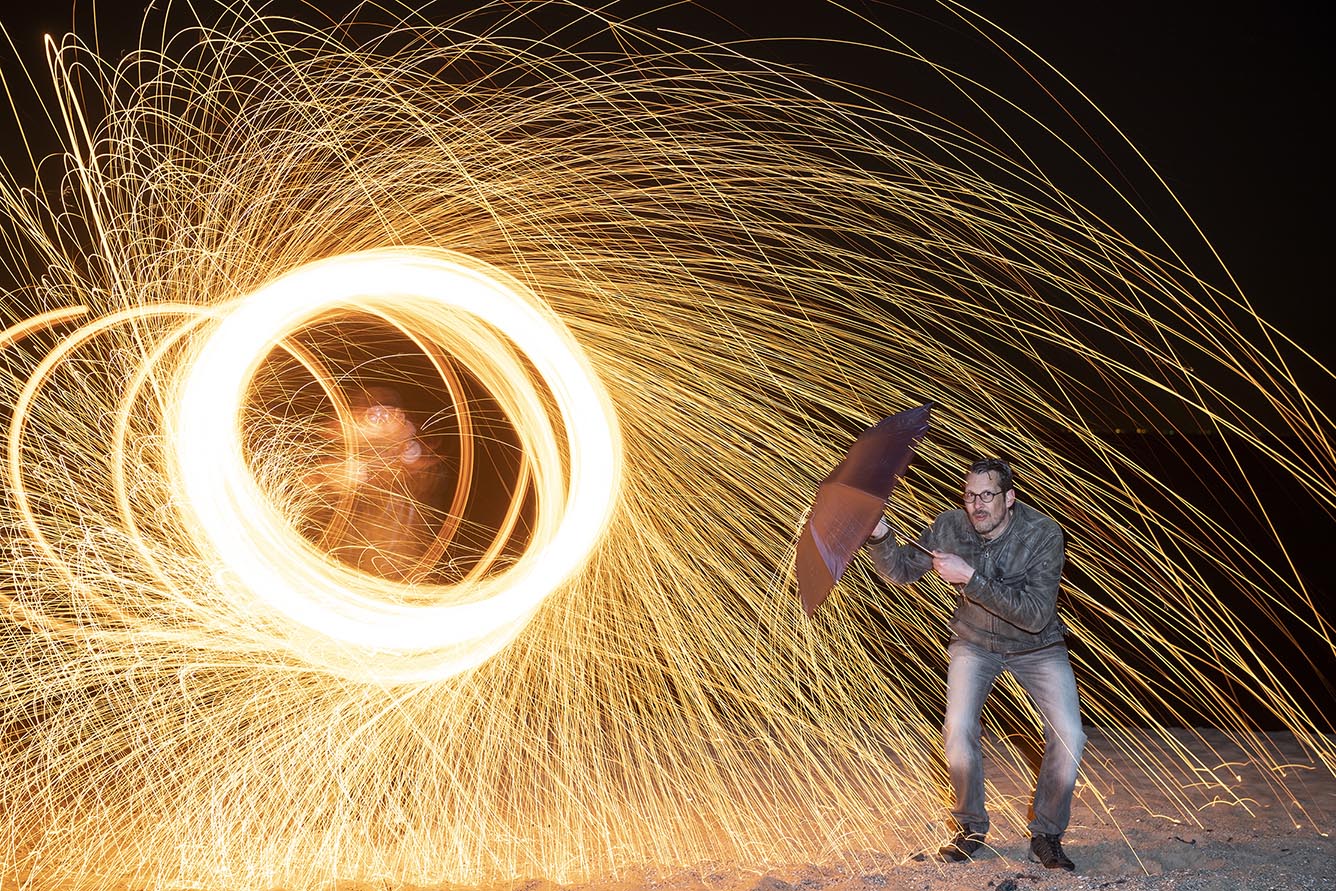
xmin=968 ymin=457 xmax=1014 ymax=492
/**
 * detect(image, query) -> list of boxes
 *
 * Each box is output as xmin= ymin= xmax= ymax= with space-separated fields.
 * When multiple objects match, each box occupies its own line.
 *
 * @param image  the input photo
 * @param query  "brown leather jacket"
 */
xmin=870 ymin=500 xmax=1067 ymax=653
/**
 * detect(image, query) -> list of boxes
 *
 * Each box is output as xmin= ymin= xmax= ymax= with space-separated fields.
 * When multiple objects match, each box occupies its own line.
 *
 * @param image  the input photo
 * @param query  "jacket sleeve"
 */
xmin=960 ymin=522 xmax=1065 ymax=633
xmin=867 ymin=527 xmax=933 ymax=584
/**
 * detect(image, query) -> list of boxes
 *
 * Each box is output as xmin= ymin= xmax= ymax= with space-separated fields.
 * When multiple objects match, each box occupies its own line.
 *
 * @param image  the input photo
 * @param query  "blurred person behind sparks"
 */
xmin=867 ymin=457 xmax=1084 ymax=871
xmin=304 ymin=386 xmax=444 ymax=583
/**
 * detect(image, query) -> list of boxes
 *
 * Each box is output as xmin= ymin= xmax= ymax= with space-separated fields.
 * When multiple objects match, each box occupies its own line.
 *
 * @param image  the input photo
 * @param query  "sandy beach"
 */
xmin=446 ymin=727 xmax=1334 ymax=891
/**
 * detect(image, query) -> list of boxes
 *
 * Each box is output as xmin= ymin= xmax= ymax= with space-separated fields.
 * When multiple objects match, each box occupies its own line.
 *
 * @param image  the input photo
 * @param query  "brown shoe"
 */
xmin=1029 ymin=833 xmax=1076 ymax=871
xmin=938 ymin=824 xmax=986 ymax=861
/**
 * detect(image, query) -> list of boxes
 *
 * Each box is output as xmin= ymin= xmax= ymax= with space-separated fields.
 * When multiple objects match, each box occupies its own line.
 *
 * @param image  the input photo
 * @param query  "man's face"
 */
xmin=963 ymin=470 xmax=1015 ymax=539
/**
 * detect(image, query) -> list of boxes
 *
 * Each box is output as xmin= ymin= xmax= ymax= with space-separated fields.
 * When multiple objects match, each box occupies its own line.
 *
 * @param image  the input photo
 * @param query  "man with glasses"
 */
xmin=867 ymin=458 xmax=1084 ymax=871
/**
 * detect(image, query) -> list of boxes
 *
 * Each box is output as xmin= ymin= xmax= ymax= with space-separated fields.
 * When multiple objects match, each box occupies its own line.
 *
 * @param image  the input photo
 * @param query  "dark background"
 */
xmin=1 ymin=1 xmax=1330 ymax=726
xmin=1 ymin=0 xmax=1327 ymax=414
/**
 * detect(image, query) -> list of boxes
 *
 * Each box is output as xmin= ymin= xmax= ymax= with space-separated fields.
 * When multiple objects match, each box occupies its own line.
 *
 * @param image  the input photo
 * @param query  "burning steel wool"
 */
xmin=0 ymin=1 xmax=1331 ymax=888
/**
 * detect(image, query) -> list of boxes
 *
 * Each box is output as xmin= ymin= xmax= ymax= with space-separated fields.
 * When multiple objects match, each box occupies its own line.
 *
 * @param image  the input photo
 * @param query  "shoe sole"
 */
xmin=939 ymin=843 xmax=985 ymax=862
xmin=1027 ymin=852 xmax=1075 ymax=871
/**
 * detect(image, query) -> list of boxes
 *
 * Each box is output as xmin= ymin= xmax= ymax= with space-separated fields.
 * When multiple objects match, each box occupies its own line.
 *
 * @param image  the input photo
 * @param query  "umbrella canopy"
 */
xmin=795 ymin=402 xmax=932 ymax=615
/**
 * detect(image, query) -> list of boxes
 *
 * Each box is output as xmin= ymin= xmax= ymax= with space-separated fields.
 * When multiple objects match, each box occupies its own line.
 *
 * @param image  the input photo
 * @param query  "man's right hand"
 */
xmin=867 ymin=516 xmax=892 ymax=544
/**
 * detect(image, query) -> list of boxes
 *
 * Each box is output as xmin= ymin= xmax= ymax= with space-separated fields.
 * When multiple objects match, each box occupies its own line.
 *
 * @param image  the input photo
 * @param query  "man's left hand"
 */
xmin=932 ymin=551 xmax=975 ymax=586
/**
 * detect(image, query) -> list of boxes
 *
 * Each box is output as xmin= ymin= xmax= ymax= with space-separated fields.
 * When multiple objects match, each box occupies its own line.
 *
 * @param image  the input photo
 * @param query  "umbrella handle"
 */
xmin=901 ymin=536 xmax=934 ymax=557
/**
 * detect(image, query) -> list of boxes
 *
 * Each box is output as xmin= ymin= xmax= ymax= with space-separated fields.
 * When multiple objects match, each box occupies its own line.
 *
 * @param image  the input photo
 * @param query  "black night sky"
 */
xmin=1 ymin=1 xmax=1327 ymax=398
xmin=0 ymin=12 xmax=1326 ymax=431
xmin=1 ymin=1 xmax=1327 ymax=336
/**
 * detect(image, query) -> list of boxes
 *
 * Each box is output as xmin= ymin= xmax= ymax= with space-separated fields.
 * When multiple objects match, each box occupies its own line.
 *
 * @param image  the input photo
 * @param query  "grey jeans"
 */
xmin=943 ymin=638 xmax=1086 ymax=837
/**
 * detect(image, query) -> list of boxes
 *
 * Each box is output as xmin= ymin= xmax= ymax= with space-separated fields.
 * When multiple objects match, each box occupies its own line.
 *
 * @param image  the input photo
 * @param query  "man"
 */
xmin=867 ymin=458 xmax=1084 ymax=871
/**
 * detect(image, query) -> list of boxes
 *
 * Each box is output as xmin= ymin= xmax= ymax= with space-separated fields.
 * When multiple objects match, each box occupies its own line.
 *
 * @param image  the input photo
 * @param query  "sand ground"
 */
xmin=455 ymin=727 xmax=1334 ymax=891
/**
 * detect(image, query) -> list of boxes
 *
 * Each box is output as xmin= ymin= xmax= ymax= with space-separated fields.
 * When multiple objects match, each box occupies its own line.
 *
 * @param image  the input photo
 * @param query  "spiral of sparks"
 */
xmin=0 ymin=1 xmax=1332 ymax=888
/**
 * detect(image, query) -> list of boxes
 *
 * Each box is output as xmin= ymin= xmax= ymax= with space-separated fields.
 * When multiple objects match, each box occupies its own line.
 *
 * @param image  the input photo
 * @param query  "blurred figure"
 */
xmin=305 ymin=386 xmax=443 ymax=582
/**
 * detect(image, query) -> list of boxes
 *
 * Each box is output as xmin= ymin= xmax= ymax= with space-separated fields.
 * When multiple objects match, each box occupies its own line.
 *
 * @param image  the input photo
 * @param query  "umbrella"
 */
xmin=795 ymin=402 xmax=932 ymax=615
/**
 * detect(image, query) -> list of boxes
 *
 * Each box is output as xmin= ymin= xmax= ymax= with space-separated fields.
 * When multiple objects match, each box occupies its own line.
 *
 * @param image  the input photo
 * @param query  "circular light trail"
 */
xmin=172 ymin=248 xmax=622 ymax=682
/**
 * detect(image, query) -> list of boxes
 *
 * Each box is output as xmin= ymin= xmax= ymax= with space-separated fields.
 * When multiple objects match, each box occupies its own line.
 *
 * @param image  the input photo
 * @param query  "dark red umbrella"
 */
xmin=795 ymin=402 xmax=932 ymax=615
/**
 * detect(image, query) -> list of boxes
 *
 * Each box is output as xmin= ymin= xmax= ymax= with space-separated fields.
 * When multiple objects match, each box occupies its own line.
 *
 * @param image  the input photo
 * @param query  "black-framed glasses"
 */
xmin=962 ymin=489 xmax=1002 ymax=504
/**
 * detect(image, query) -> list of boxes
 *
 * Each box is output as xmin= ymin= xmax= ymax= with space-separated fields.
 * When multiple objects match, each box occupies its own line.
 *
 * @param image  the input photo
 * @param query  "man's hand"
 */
xmin=868 ymin=516 xmax=892 ymax=543
xmin=932 ymin=551 xmax=975 ymax=586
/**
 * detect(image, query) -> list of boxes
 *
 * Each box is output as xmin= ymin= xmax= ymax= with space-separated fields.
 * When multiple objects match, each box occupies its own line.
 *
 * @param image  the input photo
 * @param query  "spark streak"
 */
xmin=0 ymin=1 xmax=1332 ymax=888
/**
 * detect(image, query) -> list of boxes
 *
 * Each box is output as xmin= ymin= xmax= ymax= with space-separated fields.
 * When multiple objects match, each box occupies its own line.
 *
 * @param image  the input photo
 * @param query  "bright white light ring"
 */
xmin=173 ymin=248 xmax=620 ymax=662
